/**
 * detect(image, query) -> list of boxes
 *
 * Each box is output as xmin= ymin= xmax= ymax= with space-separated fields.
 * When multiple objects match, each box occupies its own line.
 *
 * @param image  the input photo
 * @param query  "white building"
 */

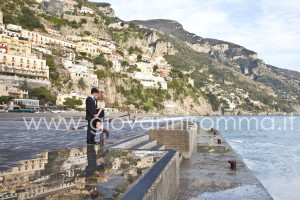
xmin=9 ymin=99 xmax=39 ymax=109
xmin=134 ymin=72 xmax=158 ymax=88
xmin=6 ymin=24 xmax=22 ymax=32
xmin=137 ymin=62 xmax=154 ymax=76
xmin=33 ymin=47 xmax=52 ymax=55
xmin=163 ymin=101 xmax=177 ymax=108
xmin=154 ymin=76 xmax=167 ymax=90
xmin=79 ymin=6 xmax=94 ymax=14
xmin=112 ymin=60 xmax=122 ymax=72
xmin=21 ymin=30 xmax=77 ymax=49
xmin=101 ymin=46 xmax=112 ymax=54
xmin=56 ymin=92 xmax=87 ymax=109
xmin=63 ymin=59 xmax=98 ymax=87
xmin=128 ymin=54 xmax=137 ymax=63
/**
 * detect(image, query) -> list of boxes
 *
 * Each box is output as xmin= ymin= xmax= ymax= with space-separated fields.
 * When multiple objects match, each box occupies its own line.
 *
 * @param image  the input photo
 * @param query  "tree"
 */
xmin=116 ymin=50 xmax=124 ymax=57
xmin=80 ymin=18 xmax=87 ymax=24
xmin=29 ymin=87 xmax=56 ymax=105
xmin=206 ymin=92 xmax=220 ymax=111
xmin=143 ymin=105 xmax=150 ymax=112
xmin=93 ymin=54 xmax=113 ymax=67
xmin=0 ymin=96 xmax=13 ymax=105
xmin=78 ymin=78 xmax=87 ymax=90
xmin=129 ymin=22 xmax=138 ymax=29
xmin=63 ymin=97 xmax=82 ymax=108
xmin=46 ymin=56 xmax=55 ymax=71
xmin=153 ymin=65 xmax=158 ymax=72
xmin=137 ymin=55 xmax=142 ymax=62
xmin=84 ymin=30 xmax=91 ymax=36
xmin=18 ymin=7 xmax=45 ymax=31
xmin=121 ymin=61 xmax=129 ymax=67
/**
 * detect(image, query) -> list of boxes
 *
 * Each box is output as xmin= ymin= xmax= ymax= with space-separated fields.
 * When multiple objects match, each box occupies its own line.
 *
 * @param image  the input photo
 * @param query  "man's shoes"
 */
xmin=87 ymin=141 xmax=97 ymax=145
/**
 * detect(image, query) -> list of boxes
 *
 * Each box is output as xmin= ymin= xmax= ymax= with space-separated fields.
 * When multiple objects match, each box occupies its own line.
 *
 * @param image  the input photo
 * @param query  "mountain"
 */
xmin=132 ymin=19 xmax=300 ymax=113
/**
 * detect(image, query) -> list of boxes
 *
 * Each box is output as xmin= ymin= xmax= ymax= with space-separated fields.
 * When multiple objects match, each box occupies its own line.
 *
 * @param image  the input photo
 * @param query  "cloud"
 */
xmin=91 ymin=0 xmax=300 ymax=71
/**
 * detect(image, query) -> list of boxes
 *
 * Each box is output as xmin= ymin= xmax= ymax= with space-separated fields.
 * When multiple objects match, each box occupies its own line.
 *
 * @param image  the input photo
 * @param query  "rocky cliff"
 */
xmin=132 ymin=19 xmax=300 ymax=112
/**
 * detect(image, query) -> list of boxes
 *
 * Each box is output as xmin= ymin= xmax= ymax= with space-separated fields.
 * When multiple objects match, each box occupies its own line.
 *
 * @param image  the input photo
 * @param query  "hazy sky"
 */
xmin=91 ymin=0 xmax=300 ymax=72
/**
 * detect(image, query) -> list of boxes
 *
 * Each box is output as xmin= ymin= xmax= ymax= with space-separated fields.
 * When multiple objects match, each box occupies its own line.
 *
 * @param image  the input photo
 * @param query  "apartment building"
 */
xmin=0 ymin=82 xmax=28 ymax=99
xmin=77 ymin=42 xmax=101 ymax=56
xmin=137 ymin=62 xmax=154 ymax=76
xmin=21 ymin=30 xmax=77 ymax=49
xmin=0 ymin=34 xmax=32 ymax=56
xmin=0 ymin=52 xmax=49 ymax=80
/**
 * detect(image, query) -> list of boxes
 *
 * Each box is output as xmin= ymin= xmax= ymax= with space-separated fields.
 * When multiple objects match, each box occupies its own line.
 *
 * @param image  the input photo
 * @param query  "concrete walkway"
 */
xmin=178 ymin=130 xmax=273 ymax=200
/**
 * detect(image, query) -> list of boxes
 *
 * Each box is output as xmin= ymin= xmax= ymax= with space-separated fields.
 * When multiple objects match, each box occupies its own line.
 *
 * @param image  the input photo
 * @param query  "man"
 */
xmin=86 ymin=88 xmax=99 ymax=144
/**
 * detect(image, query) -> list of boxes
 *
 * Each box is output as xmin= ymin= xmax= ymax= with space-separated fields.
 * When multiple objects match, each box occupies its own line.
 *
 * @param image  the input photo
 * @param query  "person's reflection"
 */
xmin=85 ymin=145 xmax=109 ymax=199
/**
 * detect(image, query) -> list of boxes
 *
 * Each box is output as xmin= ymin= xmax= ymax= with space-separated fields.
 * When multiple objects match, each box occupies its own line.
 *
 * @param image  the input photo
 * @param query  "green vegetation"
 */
xmin=115 ymin=81 xmax=168 ymax=111
xmin=0 ymin=1 xmax=45 ymax=31
xmin=29 ymin=87 xmax=56 ymax=105
xmin=128 ymin=46 xmax=143 ymax=55
xmin=121 ymin=61 xmax=129 ymax=67
xmin=78 ymin=78 xmax=87 ymax=90
xmin=40 ymin=13 xmax=82 ymax=29
xmin=18 ymin=7 xmax=45 ymax=31
xmin=0 ymin=96 xmax=13 ymax=105
xmin=148 ymin=30 xmax=295 ymax=112
xmin=116 ymin=50 xmax=124 ymax=57
xmin=46 ymin=55 xmax=61 ymax=84
xmin=206 ymin=92 xmax=220 ymax=111
xmin=93 ymin=54 xmax=113 ymax=67
xmin=63 ymin=97 xmax=83 ymax=108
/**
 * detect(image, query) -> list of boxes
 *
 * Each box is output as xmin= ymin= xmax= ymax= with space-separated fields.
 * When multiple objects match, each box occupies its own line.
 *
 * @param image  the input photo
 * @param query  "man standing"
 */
xmin=86 ymin=88 xmax=99 ymax=144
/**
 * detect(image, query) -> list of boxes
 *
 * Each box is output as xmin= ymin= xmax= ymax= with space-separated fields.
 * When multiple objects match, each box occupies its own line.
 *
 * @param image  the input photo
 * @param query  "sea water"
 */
xmin=196 ymin=115 xmax=300 ymax=200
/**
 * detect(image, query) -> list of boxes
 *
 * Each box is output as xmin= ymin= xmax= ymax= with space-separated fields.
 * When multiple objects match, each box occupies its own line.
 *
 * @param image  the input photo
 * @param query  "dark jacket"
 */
xmin=86 ymin=96 xmax=97 ymax=120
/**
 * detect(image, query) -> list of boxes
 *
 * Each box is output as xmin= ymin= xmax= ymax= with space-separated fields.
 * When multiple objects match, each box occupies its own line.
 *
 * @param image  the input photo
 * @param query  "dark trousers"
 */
xmin=87 ymin=120 xmax=96 ymax=144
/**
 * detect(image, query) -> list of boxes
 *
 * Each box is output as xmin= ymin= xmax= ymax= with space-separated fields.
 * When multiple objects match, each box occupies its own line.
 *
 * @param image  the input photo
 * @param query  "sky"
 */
xmin=91 ymin=0 xmax=300 ymax=72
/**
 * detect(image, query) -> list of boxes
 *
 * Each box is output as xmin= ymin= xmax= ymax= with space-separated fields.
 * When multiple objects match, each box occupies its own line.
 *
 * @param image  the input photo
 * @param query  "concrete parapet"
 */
xmin=149 ymin=122 xmax=197 ymax=159
xmin=121 ymin=150 xmax=179 ymax=200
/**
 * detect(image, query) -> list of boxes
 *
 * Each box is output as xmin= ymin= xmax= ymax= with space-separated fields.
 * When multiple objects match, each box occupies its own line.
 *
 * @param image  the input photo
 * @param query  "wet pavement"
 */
xmin=0 ymin=113 xmax=165 ymax=171
xmin=0 ymin=146 xmax=166 ymax=199
xmin=178 ymin=130 xmax=273 ymax=200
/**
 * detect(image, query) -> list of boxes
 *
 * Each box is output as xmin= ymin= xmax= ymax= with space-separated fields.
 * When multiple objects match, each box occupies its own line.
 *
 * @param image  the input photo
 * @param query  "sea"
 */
xmin=195 ymin=115 xmax=300 ymax=200
xmin=0 ymin=114 xmax=299 ymax=200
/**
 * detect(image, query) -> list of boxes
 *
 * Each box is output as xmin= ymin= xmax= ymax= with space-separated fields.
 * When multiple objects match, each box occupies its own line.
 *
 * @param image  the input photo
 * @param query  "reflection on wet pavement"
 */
xmin=0 ymin=120 xmax=160 ymax=171
xmin=0 ymin=146 xmax=165 ymax=199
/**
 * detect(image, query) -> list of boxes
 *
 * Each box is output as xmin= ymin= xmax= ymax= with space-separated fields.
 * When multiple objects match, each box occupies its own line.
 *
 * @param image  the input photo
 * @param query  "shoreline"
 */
xmin=0 ymin=112 xmax=298 ymax=122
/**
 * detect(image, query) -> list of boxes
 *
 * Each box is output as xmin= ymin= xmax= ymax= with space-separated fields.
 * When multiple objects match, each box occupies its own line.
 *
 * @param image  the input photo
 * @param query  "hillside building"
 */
xmin=77 ymin=42 xmax=101 ymax=56
xmin=0 ymin=82 xmax=28 ymax=99
xmin=137 ymin=62 xmax=154 ymax=76
xmin=56 ymin=92 xmax=87 ymax=109
xmin=6 ymin=24 xmax=22 ymax=32
xmin=0 ymin=52 xmax=49 ymax=80
xmin=0 ymin=34 xmax=32 ymax=56
xmin=79 ymin=7 xmax=94 ymax=14
xmin=21 ymin=30 xmax=77 ymax=49
xmin=63 ymin=0 xmax=77 ymax=12
xmin=63 ymin=59 xmax=98 ymax=87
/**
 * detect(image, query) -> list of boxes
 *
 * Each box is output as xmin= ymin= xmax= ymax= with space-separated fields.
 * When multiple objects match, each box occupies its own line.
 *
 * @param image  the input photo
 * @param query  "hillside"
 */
xmin=0 ymin=0 xmax=298 ymax=115
xmin=132 ymin=19 xmax=300 ymax=113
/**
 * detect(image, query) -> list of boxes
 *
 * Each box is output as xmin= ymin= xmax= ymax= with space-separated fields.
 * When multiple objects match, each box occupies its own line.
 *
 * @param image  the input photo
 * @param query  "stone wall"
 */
xmin=121 ymin=150 xmax=179 ymax=200
xmin=149 ymin=122 xmax=197 ymax=159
